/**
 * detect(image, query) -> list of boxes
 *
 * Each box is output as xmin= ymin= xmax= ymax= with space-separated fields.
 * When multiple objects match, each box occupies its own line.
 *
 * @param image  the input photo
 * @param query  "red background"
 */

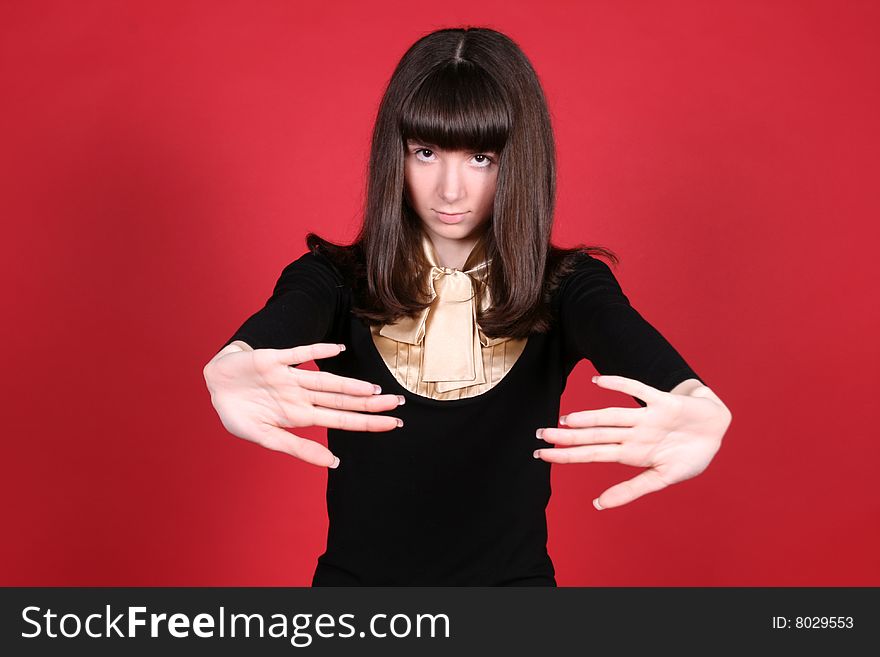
xmin=2 ymin=0 xmax=878 ymax=586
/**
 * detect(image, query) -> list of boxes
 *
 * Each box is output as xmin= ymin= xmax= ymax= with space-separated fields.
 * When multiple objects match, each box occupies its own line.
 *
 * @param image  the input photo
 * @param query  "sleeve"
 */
xmin=558 ymin=254 xmax=706 ymax=406
xmin=218 ymin=251 xmax=345 ymax=353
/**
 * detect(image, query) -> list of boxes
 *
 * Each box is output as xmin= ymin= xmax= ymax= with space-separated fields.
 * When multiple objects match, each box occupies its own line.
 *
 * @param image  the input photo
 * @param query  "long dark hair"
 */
xmin=307 ymin=26 xmax=619 ymax=339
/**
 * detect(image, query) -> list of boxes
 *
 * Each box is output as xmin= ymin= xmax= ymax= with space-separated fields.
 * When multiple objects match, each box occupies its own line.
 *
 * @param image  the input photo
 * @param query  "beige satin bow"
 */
xmin=378 ymin=233 xmax=507 ymax=392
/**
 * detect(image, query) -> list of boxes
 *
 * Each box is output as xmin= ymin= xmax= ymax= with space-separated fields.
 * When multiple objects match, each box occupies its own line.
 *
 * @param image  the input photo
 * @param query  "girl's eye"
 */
xmin=413 ymin=148 xmax=495 ymax=167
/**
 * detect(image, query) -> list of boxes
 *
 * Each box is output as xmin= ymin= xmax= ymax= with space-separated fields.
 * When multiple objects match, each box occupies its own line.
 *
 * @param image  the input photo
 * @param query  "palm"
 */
xmin=534 ymin=374 xmax=732 ymax=509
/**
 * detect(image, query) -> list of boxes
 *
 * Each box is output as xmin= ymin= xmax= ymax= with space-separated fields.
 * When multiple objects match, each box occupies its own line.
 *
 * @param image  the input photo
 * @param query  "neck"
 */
xmin=424 ymin=232 xmax=487 ymax=270
xmin=432 ymin=242 xmax=472 ymax=270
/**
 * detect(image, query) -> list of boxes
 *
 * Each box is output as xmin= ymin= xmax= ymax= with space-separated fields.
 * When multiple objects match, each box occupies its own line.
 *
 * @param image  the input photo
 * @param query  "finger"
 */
xmin=538 ymin=426 xmax=628 ymax=446
xmin=252 ymin=423 xmax=341 ymax=469
xmin=276 ymin=343 xmax=348 ymax=367
xmin=592 ymin=374 xmax=664 ymax=405
xmin=306 ymin=389 xmax=404 ymax=413
xmin=533 ymin=444 xmax=622 ymax=464
xmin=307 ymin=405 xmax=402 ymax=432
xmin=292 ymin=368 xmax=382 ymax=396
xmin=593 ymin=468 xmax=669 ymax=510
xmin=558 ymin=406 xmax=641 ymax=429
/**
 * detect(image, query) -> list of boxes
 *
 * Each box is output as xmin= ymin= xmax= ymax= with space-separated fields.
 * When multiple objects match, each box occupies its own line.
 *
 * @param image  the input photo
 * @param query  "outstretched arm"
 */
xmin=550 ymin=254 xmax=732 ymax=509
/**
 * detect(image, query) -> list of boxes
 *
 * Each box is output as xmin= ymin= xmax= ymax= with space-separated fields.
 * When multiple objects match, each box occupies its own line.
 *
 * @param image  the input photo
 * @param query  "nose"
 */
xmin=436 ymin=159 xmax=465 ymax=204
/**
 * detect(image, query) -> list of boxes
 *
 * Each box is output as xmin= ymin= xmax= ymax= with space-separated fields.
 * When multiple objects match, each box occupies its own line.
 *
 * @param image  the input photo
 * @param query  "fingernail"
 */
xmin=559 ymin=416 xmax=568 ymax=426
xmin=396 ymin=418 xmax=404 ymax=427
xmin=533 ymin=450 xmax=541 ymax=458
xmin=330 ymin=456 xmax=340 ymax=469
xmin=397 ymin=395 xmax=406 ymax=406
xmin=535 ymin=428 xmax=544 ymax=439
xmin=337 ymin=344 xmax=346 ymax=351
xmin=593 ymin=498 xmax=603 ymax=510
xmin=373 ymin=385 xmax=382 ymax=395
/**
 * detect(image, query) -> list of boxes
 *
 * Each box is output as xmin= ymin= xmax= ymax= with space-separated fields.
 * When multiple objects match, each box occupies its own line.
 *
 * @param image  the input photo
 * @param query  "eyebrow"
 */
xmin=406 ymin=139 xmax=439 ymax=148
xmin=406 ymin=139 xmax=497 ymax=154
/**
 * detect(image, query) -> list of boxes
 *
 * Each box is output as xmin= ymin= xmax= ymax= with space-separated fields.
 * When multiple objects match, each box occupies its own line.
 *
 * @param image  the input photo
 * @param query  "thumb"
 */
xmin=594 ymin=469 xmax=668 ymax=510
xmin=254 ymin=424 xmax=340 ymax=469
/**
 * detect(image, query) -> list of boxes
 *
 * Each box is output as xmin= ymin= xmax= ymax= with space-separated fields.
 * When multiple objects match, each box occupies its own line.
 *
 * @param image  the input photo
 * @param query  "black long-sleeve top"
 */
xmin=220 ymin=251 xmax=704 ymax=586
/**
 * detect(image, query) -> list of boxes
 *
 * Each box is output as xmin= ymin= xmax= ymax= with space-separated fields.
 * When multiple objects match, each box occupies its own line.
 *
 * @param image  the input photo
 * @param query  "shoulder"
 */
xmin=274 ymin=250 xmax=348 ymax=293
xmin=546 ymin=247 xmax=625 ymax=311
xmin=303 ymin=233 xmax=365 ymax=285
xmin=563 ymin=252 xmax=622 ymax=290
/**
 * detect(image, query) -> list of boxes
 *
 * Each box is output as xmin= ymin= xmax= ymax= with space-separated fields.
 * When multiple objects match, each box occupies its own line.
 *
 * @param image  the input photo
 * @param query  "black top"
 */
xmin=220 ymin=251 xmax=705 ymax=586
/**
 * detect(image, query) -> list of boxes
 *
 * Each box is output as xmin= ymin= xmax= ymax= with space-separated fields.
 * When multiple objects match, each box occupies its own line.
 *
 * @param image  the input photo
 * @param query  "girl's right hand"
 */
xmin=203 ymin=342 xmax=403 ymax=468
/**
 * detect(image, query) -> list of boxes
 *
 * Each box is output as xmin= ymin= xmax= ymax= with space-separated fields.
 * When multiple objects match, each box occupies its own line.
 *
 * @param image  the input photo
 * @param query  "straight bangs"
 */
xmin=399 ymin=62 xmax=510 ymax=156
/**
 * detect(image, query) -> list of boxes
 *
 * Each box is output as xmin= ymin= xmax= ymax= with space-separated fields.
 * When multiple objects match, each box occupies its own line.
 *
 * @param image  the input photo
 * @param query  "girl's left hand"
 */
xmin=534 ymin=375 xmax=732 ymax=510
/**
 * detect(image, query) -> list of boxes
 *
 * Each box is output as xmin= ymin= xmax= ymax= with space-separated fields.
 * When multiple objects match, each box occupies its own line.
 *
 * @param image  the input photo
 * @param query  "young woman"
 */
xmin=203 ymin=27 xmax=732 ymax=586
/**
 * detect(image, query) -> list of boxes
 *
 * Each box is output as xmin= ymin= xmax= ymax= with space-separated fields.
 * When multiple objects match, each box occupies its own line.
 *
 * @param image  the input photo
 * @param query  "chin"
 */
xmin=428 ymin=221 xmax=472 ymax=235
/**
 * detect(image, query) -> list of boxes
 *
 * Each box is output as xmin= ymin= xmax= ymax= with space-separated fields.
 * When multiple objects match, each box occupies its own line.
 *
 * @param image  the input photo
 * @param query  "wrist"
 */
xmin=204 ymin=341 xmax=252 ymax=377
xmin=669 ymin=377 xmax=705 ymax=397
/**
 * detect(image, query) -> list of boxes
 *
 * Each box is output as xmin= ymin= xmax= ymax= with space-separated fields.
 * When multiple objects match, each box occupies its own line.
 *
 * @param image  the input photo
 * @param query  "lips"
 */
xmin=435 ymin=210 xmax=468 ymax=225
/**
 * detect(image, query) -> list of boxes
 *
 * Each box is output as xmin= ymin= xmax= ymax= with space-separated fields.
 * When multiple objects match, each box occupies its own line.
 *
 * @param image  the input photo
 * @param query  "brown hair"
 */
xmin=307 ymin=26 xmax=619 ymax=339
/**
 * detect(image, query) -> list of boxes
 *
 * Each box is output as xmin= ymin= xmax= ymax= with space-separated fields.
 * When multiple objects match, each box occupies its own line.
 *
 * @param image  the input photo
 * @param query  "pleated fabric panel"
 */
xmin=369 ymin=324 xmax=527 ymax=400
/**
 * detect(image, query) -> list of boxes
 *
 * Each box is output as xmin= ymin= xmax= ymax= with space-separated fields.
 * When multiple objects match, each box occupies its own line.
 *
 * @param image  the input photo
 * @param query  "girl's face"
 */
xmin=403 ymin=138 xmax=499 ymax=263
